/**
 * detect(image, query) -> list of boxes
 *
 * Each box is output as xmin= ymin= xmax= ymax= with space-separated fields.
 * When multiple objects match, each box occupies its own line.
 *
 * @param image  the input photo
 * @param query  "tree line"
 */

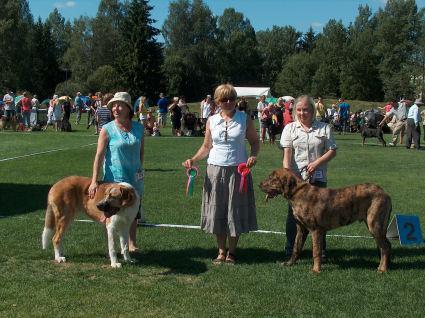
xmin=1 ymin=0 xmax=425 ymax=102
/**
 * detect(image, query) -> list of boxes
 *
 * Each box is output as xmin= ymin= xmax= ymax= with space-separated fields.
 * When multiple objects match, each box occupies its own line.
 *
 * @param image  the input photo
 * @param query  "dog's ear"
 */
xmin=121 ymin=187 xmax=136 ymax=207
xmin=281 ymin=169 xmax=298 ymax=198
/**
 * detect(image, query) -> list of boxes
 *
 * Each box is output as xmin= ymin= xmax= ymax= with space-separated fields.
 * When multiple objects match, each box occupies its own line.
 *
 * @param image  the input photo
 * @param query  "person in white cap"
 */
xmin=405 ymin=98 xmax=422 ymax=150
xmin=89 ymin=92 xmax=145 ymax=251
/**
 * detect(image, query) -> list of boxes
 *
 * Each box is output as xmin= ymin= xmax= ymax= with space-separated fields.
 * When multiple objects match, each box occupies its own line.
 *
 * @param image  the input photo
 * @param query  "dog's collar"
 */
xmin=287 ymin=183 xmax=308 ymax=199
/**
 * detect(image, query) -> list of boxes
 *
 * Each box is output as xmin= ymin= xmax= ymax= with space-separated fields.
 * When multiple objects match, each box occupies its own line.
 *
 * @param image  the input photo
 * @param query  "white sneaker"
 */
xmin=388 ymin=142 xmax=395 ymax=146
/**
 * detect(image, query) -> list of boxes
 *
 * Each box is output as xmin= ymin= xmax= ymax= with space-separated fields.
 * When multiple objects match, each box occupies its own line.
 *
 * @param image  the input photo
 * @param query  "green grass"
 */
xmin=0 ymin=113 xmax=424 ymax=317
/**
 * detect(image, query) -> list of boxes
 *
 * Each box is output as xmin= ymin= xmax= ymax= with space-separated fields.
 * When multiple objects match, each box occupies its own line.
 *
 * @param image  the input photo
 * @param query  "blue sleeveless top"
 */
xmin=102 ymin=120 xmax=144 ymax=195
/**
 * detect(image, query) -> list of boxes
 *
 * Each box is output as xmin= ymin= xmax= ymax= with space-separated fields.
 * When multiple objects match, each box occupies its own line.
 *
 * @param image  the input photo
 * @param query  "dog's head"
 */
xmin=259 ymin=168 xmax=301 ymax=201
xmin=96 ymin=184 xmax=137 ymax=218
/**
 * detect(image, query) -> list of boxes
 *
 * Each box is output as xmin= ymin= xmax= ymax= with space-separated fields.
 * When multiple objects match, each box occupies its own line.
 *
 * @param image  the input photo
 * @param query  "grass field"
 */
xmin=0 ymin=115 xmax=424 ymax=317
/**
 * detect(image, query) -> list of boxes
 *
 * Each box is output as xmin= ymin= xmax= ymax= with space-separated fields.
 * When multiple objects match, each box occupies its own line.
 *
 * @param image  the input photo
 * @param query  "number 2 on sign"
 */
xmin=404 ymin=222 xmax=417 ymax=241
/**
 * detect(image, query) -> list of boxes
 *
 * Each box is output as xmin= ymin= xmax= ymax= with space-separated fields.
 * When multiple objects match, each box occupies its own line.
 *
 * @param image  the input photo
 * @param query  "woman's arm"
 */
xmin=246 ymin=117 xmax=259 ymax=168
xmin=89 ymin=128 xmax=108 ymax=198
xmin=283 ymin=147 xmax=292 ymax=169
xmin=182 ymin=119 xmax=213 ymax=168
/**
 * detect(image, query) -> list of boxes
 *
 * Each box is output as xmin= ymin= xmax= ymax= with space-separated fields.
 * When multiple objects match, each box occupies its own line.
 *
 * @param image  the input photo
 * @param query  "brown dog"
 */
xmin=42 ymin=176 xmax=139 ymax=268
xmin=259 ymin=168 xmax=392 ymax=273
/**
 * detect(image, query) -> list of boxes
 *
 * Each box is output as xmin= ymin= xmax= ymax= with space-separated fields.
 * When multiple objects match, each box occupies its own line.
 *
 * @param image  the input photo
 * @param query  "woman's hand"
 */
xmin=246 ymin=156 xmax=257 ymax=168
xmin=88 ymin=181 xmax=98 ymax=199
xmin=182 ymin=159 xmax=193 ymax=169
xmin=306 ymin=160 xmax=320 ymax=176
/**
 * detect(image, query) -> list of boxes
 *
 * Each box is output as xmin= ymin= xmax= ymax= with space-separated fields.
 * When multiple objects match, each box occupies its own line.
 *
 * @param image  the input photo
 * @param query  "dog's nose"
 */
xmin=96 ymin=201 xmax=108 ymax=210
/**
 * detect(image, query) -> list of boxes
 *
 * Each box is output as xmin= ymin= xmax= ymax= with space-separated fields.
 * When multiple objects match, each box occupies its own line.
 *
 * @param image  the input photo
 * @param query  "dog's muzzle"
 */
xmin=96 ymin=201 xmax=120 ymax=218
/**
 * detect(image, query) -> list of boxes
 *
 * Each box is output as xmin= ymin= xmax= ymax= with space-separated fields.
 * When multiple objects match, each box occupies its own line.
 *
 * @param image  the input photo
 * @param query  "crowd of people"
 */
xmin=2 ymin=89 xmax=424 ymax=150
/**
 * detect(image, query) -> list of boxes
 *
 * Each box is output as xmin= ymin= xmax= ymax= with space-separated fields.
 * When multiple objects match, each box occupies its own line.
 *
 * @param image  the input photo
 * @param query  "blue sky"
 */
xmin=30 ymin=0 xmax=425 ymax=34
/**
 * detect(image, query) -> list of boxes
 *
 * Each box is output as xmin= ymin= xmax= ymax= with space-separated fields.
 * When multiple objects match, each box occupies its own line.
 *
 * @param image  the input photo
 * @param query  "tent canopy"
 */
xmin=234 ymin=87 xmax=271 ymax=98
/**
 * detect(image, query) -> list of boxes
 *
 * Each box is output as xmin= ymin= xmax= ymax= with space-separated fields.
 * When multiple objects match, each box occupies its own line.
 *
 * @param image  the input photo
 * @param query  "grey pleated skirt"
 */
xmin=201 ymin=164 xmax=258 ymax=236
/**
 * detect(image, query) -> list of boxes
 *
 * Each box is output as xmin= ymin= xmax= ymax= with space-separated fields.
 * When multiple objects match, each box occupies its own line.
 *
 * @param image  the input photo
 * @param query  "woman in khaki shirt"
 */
xmin=280 ymin=95 xmax=337 ymax=261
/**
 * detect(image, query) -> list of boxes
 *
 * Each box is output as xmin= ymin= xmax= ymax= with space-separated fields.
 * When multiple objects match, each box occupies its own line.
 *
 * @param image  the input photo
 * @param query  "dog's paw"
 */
xmin=55 ymin=256 xmax=66 ymax=263
xmin=111 ymin=262 xmax=122 ymax=268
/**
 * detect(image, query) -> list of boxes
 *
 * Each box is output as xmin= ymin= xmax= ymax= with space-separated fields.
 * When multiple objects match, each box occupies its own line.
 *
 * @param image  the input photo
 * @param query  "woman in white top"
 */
xmin=280 ymin=95 xmax=337 ymax=261
xmin=183 ymin=84 xmax=259 ymax=264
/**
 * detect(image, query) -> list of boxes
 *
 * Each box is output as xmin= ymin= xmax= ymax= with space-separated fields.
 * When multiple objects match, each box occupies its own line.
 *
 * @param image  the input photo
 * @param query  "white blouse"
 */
xmin=208 ymin=110 xmax=247 ymax=166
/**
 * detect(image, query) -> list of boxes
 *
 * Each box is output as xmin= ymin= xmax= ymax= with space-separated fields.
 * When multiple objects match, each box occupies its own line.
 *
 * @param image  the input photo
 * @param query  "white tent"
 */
xmin=234 ymin=87 xmax=271 ymax=97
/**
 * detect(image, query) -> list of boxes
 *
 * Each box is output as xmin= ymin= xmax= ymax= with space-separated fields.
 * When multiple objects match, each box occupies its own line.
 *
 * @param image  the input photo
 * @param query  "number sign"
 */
xmin=386 ymin=214 xmax=424 ymax=245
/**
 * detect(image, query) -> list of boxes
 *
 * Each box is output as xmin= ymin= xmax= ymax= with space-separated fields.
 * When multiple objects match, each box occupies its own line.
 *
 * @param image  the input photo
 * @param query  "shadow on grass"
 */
xmin=0 ymin=183 xmax=50 ymax=217
xmin=130 ymin=247 xmax=283 ymax=275
xmin=312 ymin=247 xmax=425 ymax=270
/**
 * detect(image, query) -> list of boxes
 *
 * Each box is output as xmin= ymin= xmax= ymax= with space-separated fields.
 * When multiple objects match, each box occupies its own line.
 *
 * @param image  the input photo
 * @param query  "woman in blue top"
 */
xmin=183 ymin=84 xmax=259 ymax=265
xmin=89 ymin=92 xmax=144 ymax=252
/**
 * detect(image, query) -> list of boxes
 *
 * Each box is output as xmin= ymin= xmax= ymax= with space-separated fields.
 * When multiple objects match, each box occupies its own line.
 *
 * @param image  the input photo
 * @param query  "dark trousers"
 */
xmin=405 ymin=118 xmax=420 ymax=150
xmin=423 ymin=125 xmax=425 ymax=141
xmin=285 ymin=180 xmax=327 ymax=255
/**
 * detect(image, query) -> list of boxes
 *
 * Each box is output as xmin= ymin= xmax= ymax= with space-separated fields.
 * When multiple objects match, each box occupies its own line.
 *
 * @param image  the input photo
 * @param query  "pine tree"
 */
xmin=118 ymin=0 xmax=163 ymax=99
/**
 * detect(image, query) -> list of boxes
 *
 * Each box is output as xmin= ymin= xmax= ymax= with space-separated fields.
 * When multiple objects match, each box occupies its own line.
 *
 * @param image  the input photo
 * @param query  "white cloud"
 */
xmin=54 ymin=1 xmax=76 ymax=9
xmin=311 ymin=22 xmax=323 ymax=29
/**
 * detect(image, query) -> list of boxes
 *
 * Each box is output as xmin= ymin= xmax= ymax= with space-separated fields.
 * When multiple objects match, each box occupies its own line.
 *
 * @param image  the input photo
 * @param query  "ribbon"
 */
xmin=186 ymin=166 xmax=199 ymax=197
xmin=237 ymin=163 xmax=251 ymax=193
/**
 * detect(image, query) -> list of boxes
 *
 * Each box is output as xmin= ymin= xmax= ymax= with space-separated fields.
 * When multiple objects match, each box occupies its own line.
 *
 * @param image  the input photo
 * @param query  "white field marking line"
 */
xmin=62 ymin=219 xmax=371 ymax=239
xmin=0 ymin=143 xmax=97 ymax=162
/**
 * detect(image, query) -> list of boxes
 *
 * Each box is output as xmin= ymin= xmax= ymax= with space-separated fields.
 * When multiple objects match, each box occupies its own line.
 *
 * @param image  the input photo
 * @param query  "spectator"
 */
xmin=405 ymin=98 xmax=422 ymax=150
xmin=89 ymin=92 xmax=145 ymax=251
xmin=20 ymin=92 xmax=32 ymax=129
xmin=379 ymin=99 xmax=407 ymax=146
xmin=74 ymin=92 xmax=83 ymax=125
xmin=144 ymin=109 xmax=156 ymax=136
xmin=182 ymin=84 xmax=259 ymax=265
xmin=52 ymin=95 xmax=62 ymax=131
xmin=61 ymin=96 xmax=72 ymax=123
xmin=315 ymin=97 xmax=326 ymax=122
xmin=200 ymin=94 xmax=212 ymax=124
xmin=237 ymin=96 xmax=249 ymax=114
xmin=280 ymin=95 xmax=337 ymax=261
xmin=169 ymin=96 xmax=182 ymax=136
xmin=257 ymin=95 xmax=268 ymax=129
xmin=31 ymin=94 xmax=40 ymax=109
xmin=87 ymin=93 xmax=97 ymax=129
xmin=3 ymin=91 xmax=15 ymax=122
xmin=137 ymin=96 xmax=147 ymax=124
xmin=95 ymin=93 xmax=113 ymax=135
xmin=283 ymin=100 xmax=294 ymax=126
xmin=260 ymin=102 xmax=272 ymax=144
xmin=157 ymin=93 xmax=168 ymax=127
xmin=338 ymin=98 xmax=350 ymax=134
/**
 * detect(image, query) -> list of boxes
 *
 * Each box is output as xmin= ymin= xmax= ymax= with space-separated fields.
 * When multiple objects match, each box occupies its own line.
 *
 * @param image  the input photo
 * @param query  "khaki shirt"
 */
xmin=280 ymin=120 xmax=337 ymax=182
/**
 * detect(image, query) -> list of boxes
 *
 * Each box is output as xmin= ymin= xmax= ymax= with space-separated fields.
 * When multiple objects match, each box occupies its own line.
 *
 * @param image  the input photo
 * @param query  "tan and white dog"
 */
xmin=42 ymin=176 xmax=139 ymax=268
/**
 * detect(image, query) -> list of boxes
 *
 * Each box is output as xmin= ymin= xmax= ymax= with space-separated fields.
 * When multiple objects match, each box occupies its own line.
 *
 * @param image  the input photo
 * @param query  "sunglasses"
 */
xmin=218 ymin=98 xmax=236 ymax=103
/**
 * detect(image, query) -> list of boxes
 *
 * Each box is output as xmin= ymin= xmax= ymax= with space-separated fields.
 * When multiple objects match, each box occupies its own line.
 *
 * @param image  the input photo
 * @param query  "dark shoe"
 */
xmin=225 ymin=252 xmax=236 ymax=265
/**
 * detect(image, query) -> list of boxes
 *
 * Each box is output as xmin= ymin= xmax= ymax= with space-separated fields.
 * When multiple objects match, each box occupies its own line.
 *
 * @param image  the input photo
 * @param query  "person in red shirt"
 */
xmin=20 ymin=92 xmax=32 ymax=129
xmin=283 ymin=100 xmax=294 ymax=126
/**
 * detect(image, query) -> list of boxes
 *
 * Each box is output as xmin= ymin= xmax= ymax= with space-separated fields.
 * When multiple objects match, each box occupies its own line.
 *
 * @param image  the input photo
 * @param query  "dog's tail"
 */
xmin=42 ymin=203 xmax=55 ymax=249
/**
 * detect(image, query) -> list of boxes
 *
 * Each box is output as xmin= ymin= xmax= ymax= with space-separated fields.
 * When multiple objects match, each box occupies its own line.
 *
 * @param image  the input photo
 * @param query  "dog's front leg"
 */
xmin=286 ymin=224 xmax=308 ymax=266
xmin=107 ymin=226 xmax=121 ymax=268
xmin=119 ymin=230 xmax=133 ymax=264
xmin=311 ymin=229 xmax=324 ymax=273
